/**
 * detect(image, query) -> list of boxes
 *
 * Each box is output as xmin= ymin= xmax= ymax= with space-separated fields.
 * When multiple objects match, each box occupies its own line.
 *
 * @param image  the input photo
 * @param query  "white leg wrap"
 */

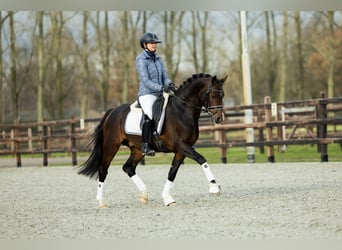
xmin=162 ymin=180 xmax=174 ymax=197
xmin=201 ymin=162 xmax=216 ymax=182
xmin=131 ymin=175 xmax=147 ymax=193
xmin=96 ymin=182 xmax=104 ymax=201
xmin=162 ymin=180 xmax=175 ymax=206
xmin=209 ymin=182 xmax=221 ymax=194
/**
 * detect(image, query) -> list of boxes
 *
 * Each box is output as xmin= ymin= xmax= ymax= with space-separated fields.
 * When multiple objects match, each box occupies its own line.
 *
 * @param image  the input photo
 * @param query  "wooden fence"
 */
xmin=199 ymin=91 xmax=342 ymax=163
xmin=1 ymin=92 xmax=342 ymax=167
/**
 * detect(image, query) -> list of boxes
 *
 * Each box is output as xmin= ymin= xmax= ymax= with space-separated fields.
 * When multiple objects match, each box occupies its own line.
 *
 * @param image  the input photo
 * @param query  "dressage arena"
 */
xmin=0 ymin=158 xmax=341 ymax=239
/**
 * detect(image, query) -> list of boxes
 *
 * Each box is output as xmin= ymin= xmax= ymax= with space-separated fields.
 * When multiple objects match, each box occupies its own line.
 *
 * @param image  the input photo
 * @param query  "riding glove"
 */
xmin=163 ymin=82 xmax=176 ymax=93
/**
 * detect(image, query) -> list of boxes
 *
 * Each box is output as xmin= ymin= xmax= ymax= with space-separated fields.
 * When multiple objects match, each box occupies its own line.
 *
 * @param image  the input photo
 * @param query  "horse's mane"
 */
xmin=175 ymin=73 xmax=212 ymax=94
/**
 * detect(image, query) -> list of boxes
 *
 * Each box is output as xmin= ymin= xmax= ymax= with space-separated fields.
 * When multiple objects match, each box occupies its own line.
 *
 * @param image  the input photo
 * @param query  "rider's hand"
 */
xmin=168 ymin=82 xmax=176 ymax=92
xmin=162 ymin=82 xmax=176 ymax=93
xmin=162 ymin=85 xmax=171 ymax=93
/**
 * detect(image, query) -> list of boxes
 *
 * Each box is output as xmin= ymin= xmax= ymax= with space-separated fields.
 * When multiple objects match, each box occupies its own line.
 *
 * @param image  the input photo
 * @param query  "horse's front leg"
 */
xmin=182 ymin=146 xmax=221 ymax=195
xmin=162 ymin=153 xmax=185 ymax=206
xmin=201 ymin=162 xmax=221 ymax=194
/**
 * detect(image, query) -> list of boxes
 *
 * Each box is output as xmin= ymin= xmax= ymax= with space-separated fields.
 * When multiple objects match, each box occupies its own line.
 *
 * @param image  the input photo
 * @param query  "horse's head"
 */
xmin=175 ymin=73 xmax=227 ymax=124
xmin=203 ymin=75 xmax=227 ymax=124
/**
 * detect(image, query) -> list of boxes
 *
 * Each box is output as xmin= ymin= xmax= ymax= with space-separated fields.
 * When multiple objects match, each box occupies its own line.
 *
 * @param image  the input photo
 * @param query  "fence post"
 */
xmin=219 ymin=130 xmax=227 ymax=163
xmin=317 ymin=91 xmax=328 ymax=162
xmin=276 ymin=103 xmax=283 ymax=153
xmin=70 ymin=117 xmax=77 ymax=166
xmin=257 ymin=109 xmax=265 ymax=154
xmin=15 ymin=119 xmax=22 ymax=167
xmin=1 ymin=130 xmax=6 ymax=149
xmin=28 ymin=128 xmax=33 ymax=153
xmin=10 ymin=129 xmax=14 ymax=152
xmin=42 ymin=118 xmax=48 ymax=166
xmin=264 ymin=96 xmax=275 ymax=163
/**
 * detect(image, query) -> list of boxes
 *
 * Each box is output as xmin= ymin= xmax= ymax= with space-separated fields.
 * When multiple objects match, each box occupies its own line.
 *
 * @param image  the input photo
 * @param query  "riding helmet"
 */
xmin=140 ymin=32 xmax=162 ymax=48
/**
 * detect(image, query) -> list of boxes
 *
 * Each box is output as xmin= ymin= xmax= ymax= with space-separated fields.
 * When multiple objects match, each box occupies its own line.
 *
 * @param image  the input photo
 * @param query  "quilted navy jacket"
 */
xmin=136 ymin=50 xmax=172 ymax=97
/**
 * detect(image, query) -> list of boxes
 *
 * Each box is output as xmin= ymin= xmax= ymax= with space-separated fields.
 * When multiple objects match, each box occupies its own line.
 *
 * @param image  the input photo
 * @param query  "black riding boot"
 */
xmin=142 ymin=118 xmax=155 ymax=156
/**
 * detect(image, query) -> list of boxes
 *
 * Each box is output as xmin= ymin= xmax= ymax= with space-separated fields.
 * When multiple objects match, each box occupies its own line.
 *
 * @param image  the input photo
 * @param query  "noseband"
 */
xmin=202 ymin=83 xmax=224 ymax=118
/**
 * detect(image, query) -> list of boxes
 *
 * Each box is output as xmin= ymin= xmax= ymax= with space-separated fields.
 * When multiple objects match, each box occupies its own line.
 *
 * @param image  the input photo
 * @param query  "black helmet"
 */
xmin=140 ymin=32 xmax=162 ymax=48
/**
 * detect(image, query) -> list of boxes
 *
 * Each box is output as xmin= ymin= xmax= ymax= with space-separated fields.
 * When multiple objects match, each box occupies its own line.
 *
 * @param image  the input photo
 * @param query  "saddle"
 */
xmin=124 ymin=92 xmax=170 ymax=136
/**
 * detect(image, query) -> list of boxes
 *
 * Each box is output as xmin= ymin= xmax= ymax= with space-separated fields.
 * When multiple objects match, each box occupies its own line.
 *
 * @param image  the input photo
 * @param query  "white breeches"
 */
xmin=138 ymin=94 xmax=157 ymax=120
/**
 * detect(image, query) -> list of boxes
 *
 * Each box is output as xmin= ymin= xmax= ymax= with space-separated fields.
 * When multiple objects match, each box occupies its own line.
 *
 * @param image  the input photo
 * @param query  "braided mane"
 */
xmin=176 ymin=73 xmax=212 ymax=94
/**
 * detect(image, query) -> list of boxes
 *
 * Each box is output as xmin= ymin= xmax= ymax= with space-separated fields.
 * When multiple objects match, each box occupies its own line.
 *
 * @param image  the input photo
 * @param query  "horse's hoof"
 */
xmin=98 ymin=200 xmax=108 ymax=208
xmin=140 ymin=194 xmax=148 ymax=204
xmin=163 ymin=195 xmax=176 ymax=206
xmin=209 ymin=183 xmax=221 ymax=194
xmin=99 ymin=204 xmax=108 ymax=209
xmin=166 ymin=201 xmax=176 ymax=206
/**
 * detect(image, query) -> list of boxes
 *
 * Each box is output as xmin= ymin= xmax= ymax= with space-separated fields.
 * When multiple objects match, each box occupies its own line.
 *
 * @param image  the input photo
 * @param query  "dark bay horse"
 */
xmin=78 ymin=73 xmax=227 ymax=207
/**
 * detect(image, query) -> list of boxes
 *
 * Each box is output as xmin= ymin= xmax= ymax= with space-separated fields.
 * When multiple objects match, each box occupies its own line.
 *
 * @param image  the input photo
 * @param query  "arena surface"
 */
xmin=0 ymin=159 xmax=341 ymax=239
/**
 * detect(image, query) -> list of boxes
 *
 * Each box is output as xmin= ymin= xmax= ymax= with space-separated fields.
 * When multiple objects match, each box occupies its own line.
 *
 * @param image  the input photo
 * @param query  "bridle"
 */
xmin=170 ymin=80 xmax=224 ymax=118
xmin=202 ymin=85 xmax=224 ymax=117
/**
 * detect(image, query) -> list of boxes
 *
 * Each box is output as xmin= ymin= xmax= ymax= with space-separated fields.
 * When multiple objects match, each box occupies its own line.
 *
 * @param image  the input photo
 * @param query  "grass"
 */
xmin=139 ymin=144 xmax=342 ymax=165
xmin=217 ymin=144 xmax=342 ymax=163
xmin=146 ymin=144 xmax=342 ymax=164
xmin=9 ymin=143 xmax=338 ymax=166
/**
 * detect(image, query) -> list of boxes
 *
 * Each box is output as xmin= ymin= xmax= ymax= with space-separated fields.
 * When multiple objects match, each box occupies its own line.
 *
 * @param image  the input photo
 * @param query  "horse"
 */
xmin=78 ymin=73 xmax=227 ymax=207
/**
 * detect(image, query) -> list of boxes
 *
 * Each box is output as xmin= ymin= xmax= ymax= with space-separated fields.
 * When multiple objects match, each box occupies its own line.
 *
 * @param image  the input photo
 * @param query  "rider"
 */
xmin=136 ymin=32 xmax=176 ymax=156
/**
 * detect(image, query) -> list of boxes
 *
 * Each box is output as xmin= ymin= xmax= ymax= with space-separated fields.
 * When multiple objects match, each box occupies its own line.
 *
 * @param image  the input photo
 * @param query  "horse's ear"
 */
xmin=221 ymin=75 xmax=228 ymax=83
xmin=212 ymin=75 xmax=217 ymax=82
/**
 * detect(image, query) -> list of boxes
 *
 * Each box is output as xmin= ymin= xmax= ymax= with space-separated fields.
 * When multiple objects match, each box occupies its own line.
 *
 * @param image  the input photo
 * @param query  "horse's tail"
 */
xmin=78 ymin=108 xmax=114 ymax=179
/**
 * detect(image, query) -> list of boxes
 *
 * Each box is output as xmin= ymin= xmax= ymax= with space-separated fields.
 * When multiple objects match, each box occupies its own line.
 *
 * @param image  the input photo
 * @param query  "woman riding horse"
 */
xmin=79 ymin=73 xmax=227 ymax=207
xmin=136 ymin=32 xmax=176 ymax=156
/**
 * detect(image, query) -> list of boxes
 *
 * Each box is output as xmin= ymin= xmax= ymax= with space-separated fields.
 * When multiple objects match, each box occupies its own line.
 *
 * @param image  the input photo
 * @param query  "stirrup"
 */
xmin=142 ymin=143 xmax=155 ymax=156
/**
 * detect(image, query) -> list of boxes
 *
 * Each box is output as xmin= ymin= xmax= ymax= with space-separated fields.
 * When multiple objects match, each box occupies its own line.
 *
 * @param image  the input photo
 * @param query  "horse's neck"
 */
xmin=175 ymin=81 xmax=208 ymax=121
xmin=178 ymin=80 xmax=207 ymax=105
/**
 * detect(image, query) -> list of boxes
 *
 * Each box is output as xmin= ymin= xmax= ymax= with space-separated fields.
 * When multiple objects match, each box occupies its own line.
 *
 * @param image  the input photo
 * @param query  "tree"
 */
xmin=112 ymin=11 xmax=145 ymax=104
xmin=90 ymin=11 xmax=111 ymax=111
xmin=0 ymin=11 xmax=3 ymax=122
xmin=187 ymin=11 xmax=209 ymax=73
xmin=9 ymin=11 xmax=19 ymax=119
xmin=51 ymin=11 xmax=65 ymax=119
xmin=0 ymin=11 xmax=8 ymax=122
xmin=306 ymin=11 xmax=342 ymax=98
xmin=36 ymin=11 xmax=44 ymax=124
xmin=120 ymin=11 xmax=130 ymax=104
xmin=294 ymin=11 xmax=305 ymax=99
xmin=162 ymin=11 xmax=184 ymax=80
xmin=1 ymin=11 xmax=341 ymax=122
xmin=41 ymin=11 xmax=80 ymax=120
xmin=264 ymin=11 xmax=277 ymax=97
xmin=80 ymin=11 xmax=89 ymax=119
xmin=279 ymin=11 xmax=288 ymax=102
xmin=327 ymin=11 xmax=335 ymax=98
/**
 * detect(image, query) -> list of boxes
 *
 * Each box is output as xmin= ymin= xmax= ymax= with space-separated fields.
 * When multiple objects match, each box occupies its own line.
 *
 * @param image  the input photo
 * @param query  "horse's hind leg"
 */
xmin=122 ymin=147 xmax=147 ymax=203
xmin=161 ymin=153 xmax=185 ymax=206
xmin=96 ymin=142 xmax=121 ymax=208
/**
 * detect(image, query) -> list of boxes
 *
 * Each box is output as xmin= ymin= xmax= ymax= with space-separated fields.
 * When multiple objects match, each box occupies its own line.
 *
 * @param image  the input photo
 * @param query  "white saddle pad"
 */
xmin=124 ymin=93 xmax=170 ymax=135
